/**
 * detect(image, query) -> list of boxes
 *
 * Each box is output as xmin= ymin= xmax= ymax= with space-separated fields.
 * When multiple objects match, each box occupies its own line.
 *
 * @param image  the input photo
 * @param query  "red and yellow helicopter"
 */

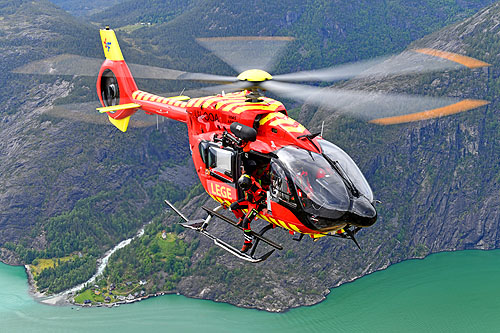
xmin=94 ymin=27 xmax=489 ymax=262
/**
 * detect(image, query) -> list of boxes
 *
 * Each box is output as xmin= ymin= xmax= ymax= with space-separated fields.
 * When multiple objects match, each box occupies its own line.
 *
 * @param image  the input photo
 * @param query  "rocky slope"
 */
xmin=0 ymin=1 xmax=195 ymax=256
xmin=2 ymin=0 xmax=500 ymax=312
xmin=110 ymin=3 xmax=500 ymax=311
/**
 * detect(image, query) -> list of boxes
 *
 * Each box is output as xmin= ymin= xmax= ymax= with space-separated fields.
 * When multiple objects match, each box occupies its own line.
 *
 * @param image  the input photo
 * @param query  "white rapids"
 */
xmin=39 ymin=223 xmax=149 ymax=305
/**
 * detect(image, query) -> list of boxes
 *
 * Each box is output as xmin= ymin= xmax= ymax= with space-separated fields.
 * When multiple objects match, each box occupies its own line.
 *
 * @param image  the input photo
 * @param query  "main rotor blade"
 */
xmin=272 ymin=49 xmax=490 ymax=83
xmin=260 ymin=81 xmax=489 ymax=125
xmin=13 ymin=54 xmax=104 ymax=77
xmin=196 ymin=36 xmax=295 ymax=73
xmin=42 ymin=101 xmax=157 ymax=127
xmin=12 ymin=54 xmax=238 ymax=83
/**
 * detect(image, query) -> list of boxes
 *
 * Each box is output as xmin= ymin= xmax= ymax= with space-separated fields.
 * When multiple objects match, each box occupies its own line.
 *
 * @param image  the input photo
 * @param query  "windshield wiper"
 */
xmin=323 ymin=154 xmax=360 ymax=198
xmin=298 ymin=132 xmax=321 ymax=153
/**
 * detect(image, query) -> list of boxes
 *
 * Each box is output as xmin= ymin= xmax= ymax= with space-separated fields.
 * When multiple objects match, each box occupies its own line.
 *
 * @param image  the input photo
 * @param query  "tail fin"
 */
xmin=97 ymin=27 xmax=139 ymax=132
xmin=100 ymin=27 xmax=124 ymax=61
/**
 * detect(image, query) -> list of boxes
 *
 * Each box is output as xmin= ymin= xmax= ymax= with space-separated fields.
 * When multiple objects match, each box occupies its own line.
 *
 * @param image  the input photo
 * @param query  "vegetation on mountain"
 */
xmin=50 ymin=0 xmax=123 ymax=17
xmin=34 ymin=254 xmax=96 ymax=294
xmin=90 ymin=0 xmax=194 ymax=27
xmin=1 ymin=0 xmax=500 ymax=311
xmin=91 ymin=0 xmax=497 ymax=74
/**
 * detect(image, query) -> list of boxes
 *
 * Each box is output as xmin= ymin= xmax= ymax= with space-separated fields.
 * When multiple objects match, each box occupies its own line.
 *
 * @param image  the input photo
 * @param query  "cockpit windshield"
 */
xmin=317 ymin=139 xmax=373 ymax=201
xmin=273 ymin=146 xmax=350 ymax=213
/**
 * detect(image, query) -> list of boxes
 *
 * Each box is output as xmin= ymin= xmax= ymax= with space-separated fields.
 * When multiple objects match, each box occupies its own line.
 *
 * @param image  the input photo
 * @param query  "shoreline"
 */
xmin=19 ymin=220 xmax=155 ymax=307
xmin=24 ymin=264 xmax=73 ymax=306
xmin=13 ymin=248 xmax=491 ymax=312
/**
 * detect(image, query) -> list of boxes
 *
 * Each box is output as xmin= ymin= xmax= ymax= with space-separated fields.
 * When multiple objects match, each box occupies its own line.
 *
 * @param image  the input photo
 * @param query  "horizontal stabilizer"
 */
xmin=97 ymin=103 xmax=141 ymax=113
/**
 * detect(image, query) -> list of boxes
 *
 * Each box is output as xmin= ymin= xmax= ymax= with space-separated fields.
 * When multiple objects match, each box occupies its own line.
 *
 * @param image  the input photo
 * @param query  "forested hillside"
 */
xmin=0 ymin=0 xmax=195 ymax=287
xmin=91 ymin=0 xmax=497 ymax=74
xmin=1 ymin=0 xmax=499 ymax=309
xmin=49 ymin=0 xmax=123 ymax=17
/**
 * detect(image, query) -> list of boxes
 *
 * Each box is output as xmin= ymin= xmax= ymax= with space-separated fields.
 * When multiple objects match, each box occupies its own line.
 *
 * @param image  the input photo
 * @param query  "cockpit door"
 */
xmin=269 ymin=160 xmax=297 ymax=208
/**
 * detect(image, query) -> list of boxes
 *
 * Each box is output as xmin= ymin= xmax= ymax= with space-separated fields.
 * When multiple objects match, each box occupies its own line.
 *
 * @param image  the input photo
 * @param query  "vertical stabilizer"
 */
xmin=100 ymin=27 xmax=124 ymax=61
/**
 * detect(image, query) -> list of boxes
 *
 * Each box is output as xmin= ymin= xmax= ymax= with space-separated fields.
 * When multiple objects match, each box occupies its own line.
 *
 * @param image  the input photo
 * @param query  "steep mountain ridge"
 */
xmin=1 ymin=0 xmax=499 ymax=310
xmin=0 ymin=0 xmax=194 ymax=269
xmin=97 ymin=2 xmax=500 ymax=311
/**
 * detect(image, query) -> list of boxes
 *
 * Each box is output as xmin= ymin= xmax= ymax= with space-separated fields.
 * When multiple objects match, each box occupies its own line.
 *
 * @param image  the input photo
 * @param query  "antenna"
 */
xmin=320 ymin=121 xmax=325 ymax=137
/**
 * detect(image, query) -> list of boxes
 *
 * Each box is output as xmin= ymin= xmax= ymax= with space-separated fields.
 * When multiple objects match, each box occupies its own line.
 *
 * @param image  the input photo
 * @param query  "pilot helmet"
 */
xmin=238 ymin=174 xmax=252 ymax=191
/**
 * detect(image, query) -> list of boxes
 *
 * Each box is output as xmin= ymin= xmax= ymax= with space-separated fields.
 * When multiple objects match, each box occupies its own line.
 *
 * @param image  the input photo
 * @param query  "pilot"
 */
xmin=229 ymin=160 xmax=267 ymax=253
xmin=295 ymin=165 xmax=327 ymax=205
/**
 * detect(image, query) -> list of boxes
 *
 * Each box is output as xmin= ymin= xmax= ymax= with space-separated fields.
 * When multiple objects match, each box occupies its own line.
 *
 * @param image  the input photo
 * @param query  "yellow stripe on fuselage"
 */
xmin=259 ymin=112 xmax=286 ymax=125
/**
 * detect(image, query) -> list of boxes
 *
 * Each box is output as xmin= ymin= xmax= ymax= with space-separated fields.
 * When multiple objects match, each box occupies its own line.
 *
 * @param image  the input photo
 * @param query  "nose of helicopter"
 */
xmin=350 ymin=196 xmax=377 ymax=227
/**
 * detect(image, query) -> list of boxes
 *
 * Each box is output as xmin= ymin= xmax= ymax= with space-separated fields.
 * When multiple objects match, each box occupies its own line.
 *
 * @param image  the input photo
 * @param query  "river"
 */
xmin=2 ymin=249 xmax=500 ymax=332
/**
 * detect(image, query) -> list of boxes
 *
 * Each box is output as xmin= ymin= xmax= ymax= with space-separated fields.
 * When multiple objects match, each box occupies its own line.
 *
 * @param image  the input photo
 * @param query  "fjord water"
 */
xmin=2 ymin=250 xmax=500 ymax=332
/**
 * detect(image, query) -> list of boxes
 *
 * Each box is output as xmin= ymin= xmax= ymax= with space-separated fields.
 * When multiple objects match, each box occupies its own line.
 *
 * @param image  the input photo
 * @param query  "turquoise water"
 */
xmin=2 ymin=250 xmax=500 ymax=332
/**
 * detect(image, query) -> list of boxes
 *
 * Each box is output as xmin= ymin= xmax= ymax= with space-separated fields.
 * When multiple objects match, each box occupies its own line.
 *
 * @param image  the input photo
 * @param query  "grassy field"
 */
xmin=74 ymin=289 xmax=103 ymax=304
xmin=116 ymin=23 xmax=148 ymax=33
xmin=30 ymin=256 xmax=76 ymax=277
xmin=156 ymin=232 xmax=177 ymax=252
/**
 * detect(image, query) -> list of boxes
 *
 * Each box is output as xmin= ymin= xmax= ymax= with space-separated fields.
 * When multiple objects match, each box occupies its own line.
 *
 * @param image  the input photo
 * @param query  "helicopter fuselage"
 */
xmin=124 ymin=88 xmax=377 ymax=239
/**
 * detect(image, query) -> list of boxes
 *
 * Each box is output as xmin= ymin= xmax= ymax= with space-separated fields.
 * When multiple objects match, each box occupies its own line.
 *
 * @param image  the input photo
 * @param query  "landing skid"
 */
xmin=201 ymin=206 xmax=283 ymax=250
xmin=164 ymin=200 xmax=278 ymax=263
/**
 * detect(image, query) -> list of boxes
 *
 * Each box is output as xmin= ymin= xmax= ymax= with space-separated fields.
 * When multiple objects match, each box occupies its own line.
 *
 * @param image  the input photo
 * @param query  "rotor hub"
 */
xmin=237 ymin=69 xmax=273 ymax=82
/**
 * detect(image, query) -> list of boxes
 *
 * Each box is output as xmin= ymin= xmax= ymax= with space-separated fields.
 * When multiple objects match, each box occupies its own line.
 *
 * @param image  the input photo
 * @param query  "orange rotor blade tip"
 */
xmin=414 ymin=48 xmax=491 ymax=69
xmin=370 ymin=99 xmax=490 ymax=125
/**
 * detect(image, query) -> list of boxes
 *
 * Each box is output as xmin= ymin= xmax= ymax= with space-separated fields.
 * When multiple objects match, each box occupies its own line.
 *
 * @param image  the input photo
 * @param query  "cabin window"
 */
xmin=199 ymin=141 xmax=236 ymax=182
xmin=208 ymin=147 xmax=233 ymax=171
xmin=318 ymin=139 xmax=373 ymax=201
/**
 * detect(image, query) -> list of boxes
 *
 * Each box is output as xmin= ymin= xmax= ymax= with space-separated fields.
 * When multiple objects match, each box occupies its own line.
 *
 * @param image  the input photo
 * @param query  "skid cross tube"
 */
xmin=250 ymin=224 xmax=275 ymax=257
xmin=202 ymin=206 xmax=283 ymax=250
xmin=164 ymin=200 xmax=275 ymax=263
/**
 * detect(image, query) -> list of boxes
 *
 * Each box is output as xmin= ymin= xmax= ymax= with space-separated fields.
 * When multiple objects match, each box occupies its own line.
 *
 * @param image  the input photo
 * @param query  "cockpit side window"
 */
xmin=274 ymin=146 xmax=350 ymax=213
xmin=270 ymin=161 xmax=296 ymax=206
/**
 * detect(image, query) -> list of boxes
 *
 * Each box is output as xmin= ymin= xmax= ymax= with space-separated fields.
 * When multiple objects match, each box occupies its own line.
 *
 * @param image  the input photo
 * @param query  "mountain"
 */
xmin=85 ymin=1 xmax=500 ymax=311
xmin=1 ymin=0 xmax=499 ymax=309
xmin=0 ymin=0 xmax=195 ymax=289
xmin=91 ymin=0 xmax=497 ymax=74
xmin=49 ymin=0 xmax=124 ymax=17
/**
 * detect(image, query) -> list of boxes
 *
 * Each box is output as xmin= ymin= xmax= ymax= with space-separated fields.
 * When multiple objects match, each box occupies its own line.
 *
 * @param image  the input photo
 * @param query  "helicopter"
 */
xmin=91 ymin=27 xmax=490 ymax=262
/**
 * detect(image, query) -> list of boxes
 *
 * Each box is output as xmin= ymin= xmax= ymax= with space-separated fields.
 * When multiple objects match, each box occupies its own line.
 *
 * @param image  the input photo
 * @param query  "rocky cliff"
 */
xmin=133 ymin=3 xmax=500 ymax=311
xmin=1 ymin=0 xmax=499 ymax=311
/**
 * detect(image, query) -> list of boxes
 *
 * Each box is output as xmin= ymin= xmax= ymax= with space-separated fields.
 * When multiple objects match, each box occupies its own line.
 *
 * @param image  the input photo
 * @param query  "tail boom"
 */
xmin=130 ymin=90 xmax=188 ymax=123
xmin=97 ymin=28 xmax=188 ymax=131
